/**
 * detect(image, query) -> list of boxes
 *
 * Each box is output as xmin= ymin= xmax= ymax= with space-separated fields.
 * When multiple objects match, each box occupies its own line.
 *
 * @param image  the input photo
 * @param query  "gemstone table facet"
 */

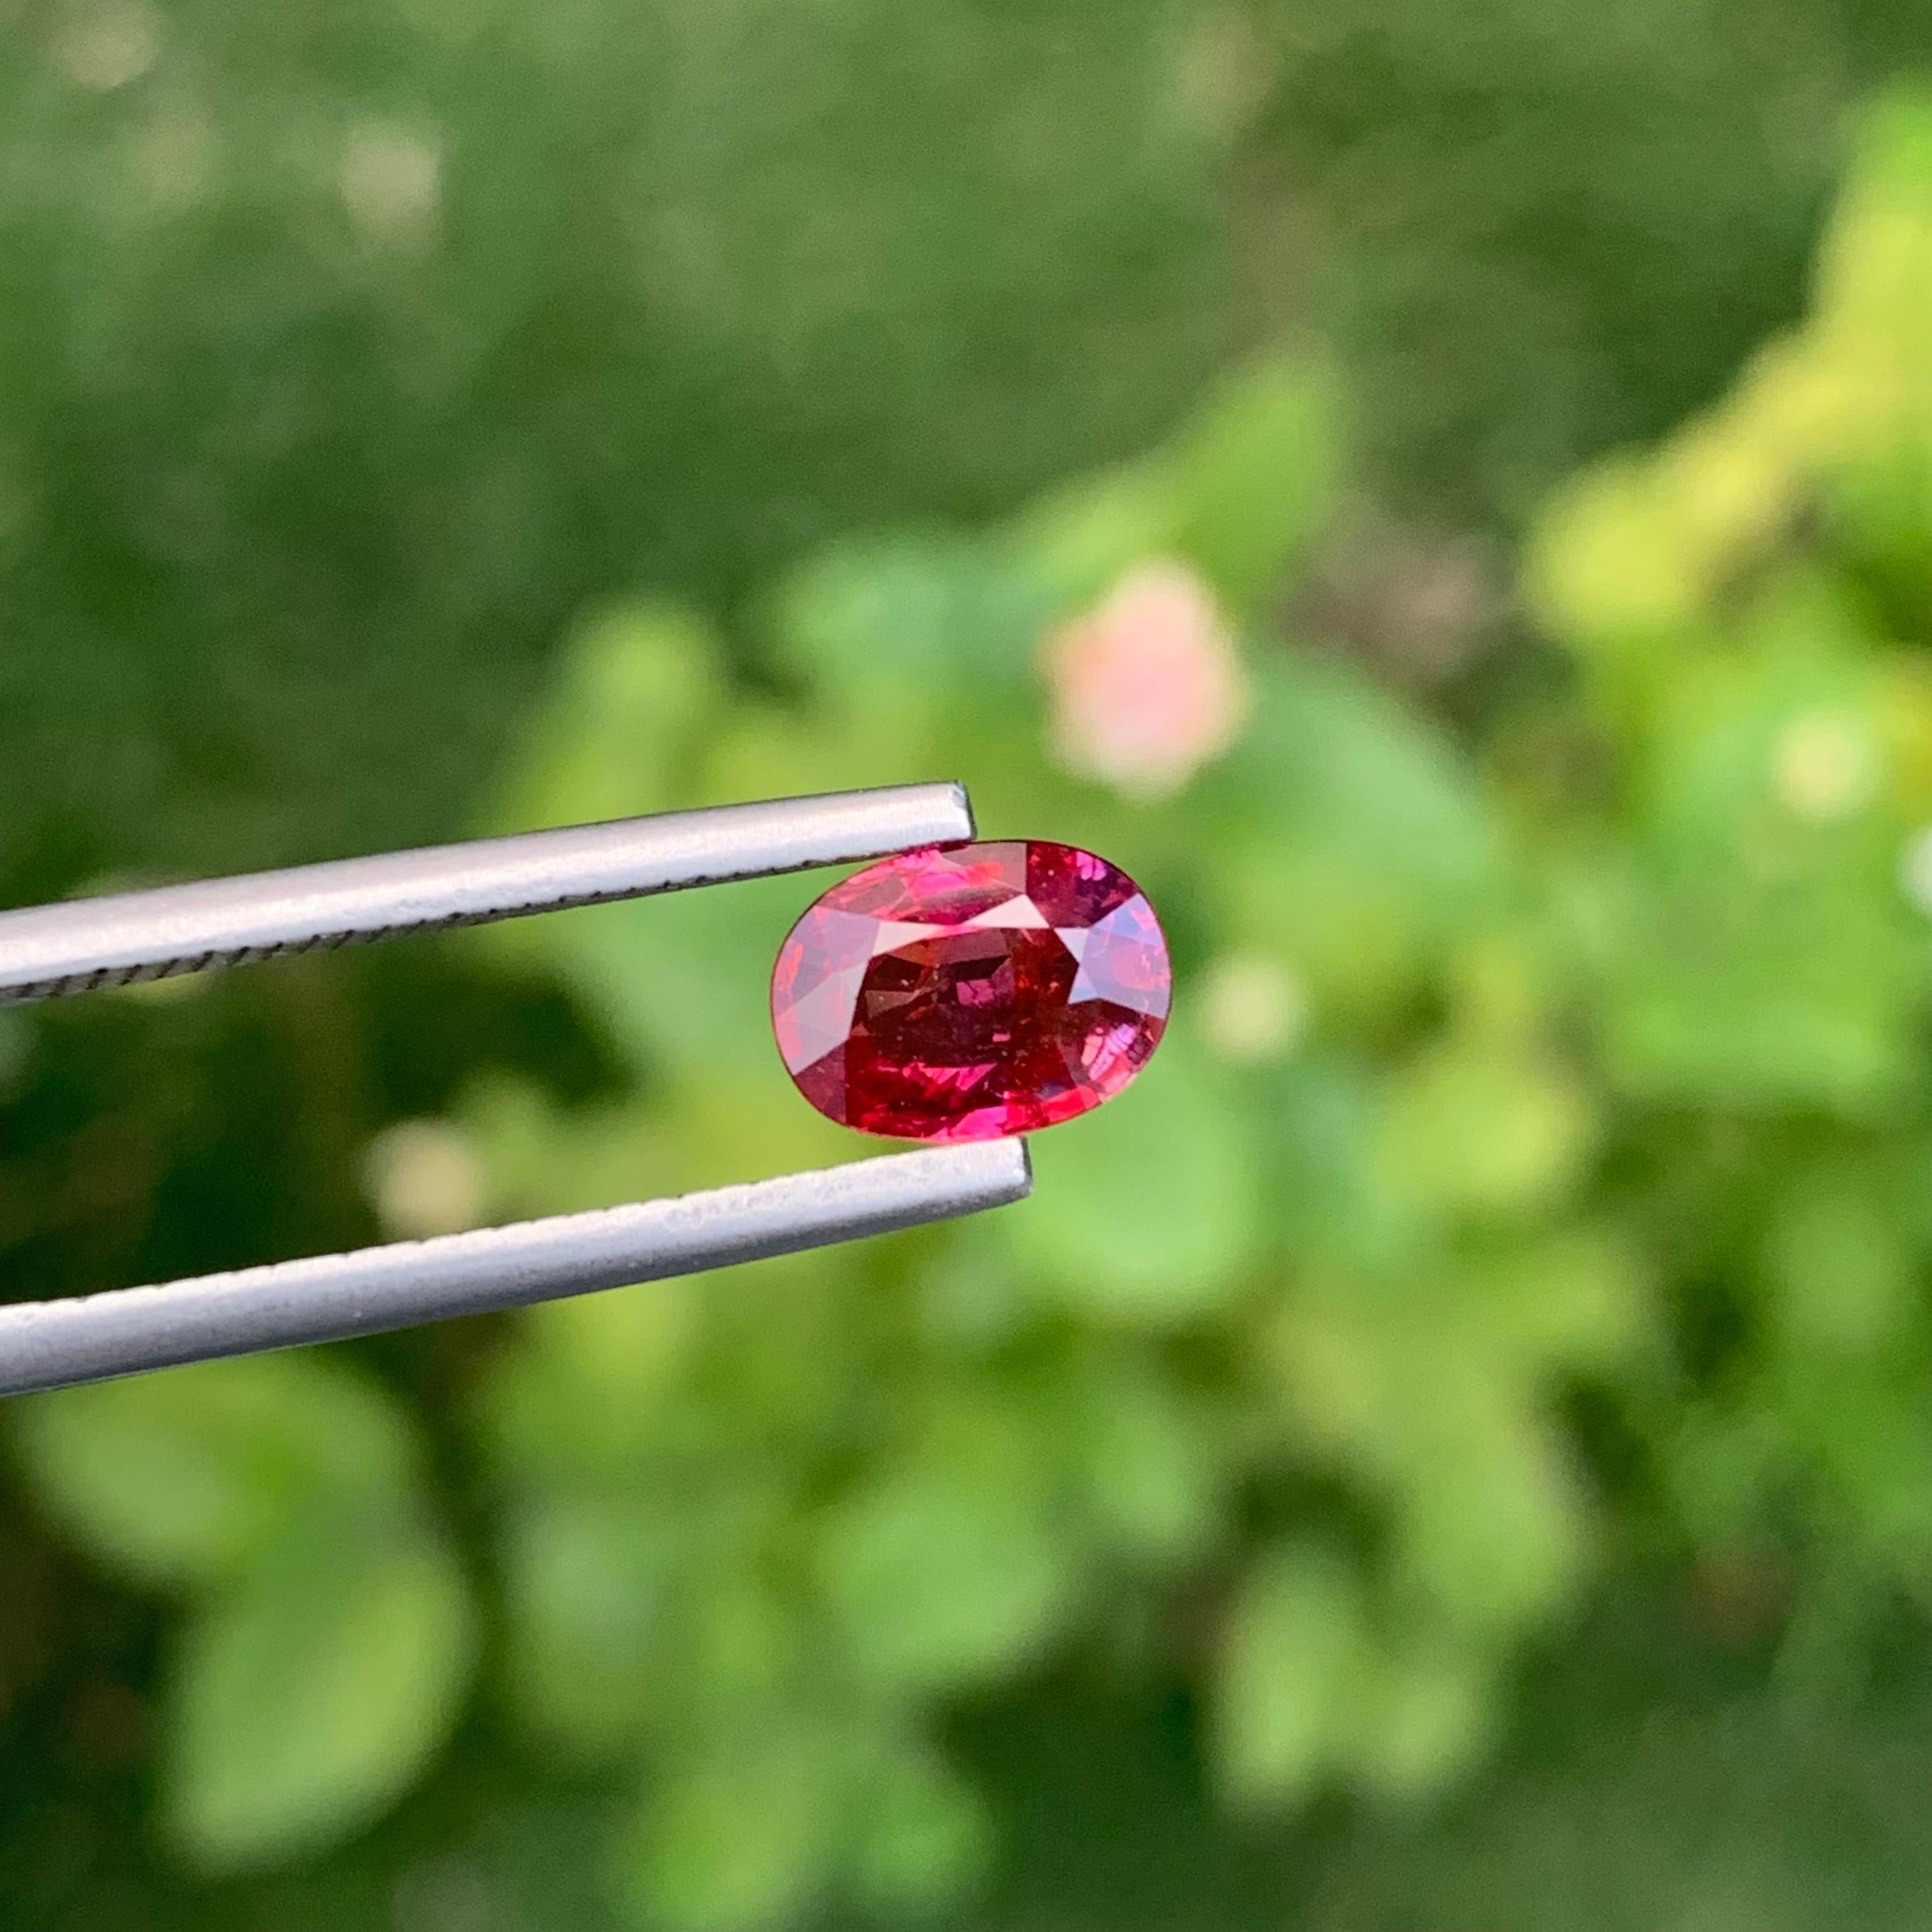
xmin=771 ymin=841 xmax=1171 ymax=1142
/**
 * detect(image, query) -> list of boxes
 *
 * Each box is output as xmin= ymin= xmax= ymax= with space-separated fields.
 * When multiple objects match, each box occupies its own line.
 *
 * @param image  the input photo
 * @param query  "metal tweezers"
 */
xmin=0 ymin=784 xmax=1032 ymax=1399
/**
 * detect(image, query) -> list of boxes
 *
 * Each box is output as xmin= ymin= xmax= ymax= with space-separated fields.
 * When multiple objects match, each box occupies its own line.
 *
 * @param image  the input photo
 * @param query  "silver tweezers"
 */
xmin=0 ymin=784 xmax=1031 ymax=1399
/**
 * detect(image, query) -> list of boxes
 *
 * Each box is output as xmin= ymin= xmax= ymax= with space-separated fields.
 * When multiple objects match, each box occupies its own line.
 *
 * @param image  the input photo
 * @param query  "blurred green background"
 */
xmin=13 ymin=2 xmax=1932 ymax=1928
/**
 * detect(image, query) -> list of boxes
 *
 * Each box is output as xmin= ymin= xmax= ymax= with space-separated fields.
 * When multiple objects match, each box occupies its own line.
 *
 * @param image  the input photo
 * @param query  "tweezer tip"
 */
xmin=939 ymin=1133 xmax=1030 ymax=1205
xmin=944 ymin=779 xmax=977 ymax=842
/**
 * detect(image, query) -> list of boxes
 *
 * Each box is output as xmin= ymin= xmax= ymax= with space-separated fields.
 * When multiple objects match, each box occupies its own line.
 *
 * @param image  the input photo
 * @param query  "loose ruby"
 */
xmin=771 ymin=841 xmax=1171 ymax=1142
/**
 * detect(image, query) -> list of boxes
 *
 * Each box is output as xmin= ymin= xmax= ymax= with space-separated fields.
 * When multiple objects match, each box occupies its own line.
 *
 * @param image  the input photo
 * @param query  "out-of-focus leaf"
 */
xmin=536 ymin=871 xmax=818 ymax=1082
xmin=461 ymin=1078 xmax=680 ymax=1223
xmin=164 ymin=1527 xmax=477 ymax=1871
xmin=1823 ymin=439 xmax=1932 ymax=629
xmin=690 ymin=702 xmax=885 ymax=815
xmin=1265 ymin=1285 xmax=1589 ymax=1637
xmin=1393 ymin=1400 xmax=1586 ymax=1633
xmin=528 ymin=1274 xmax=705 ymax=1406
xmin=499 ymin=1494 xmax=673 ymax=1759
xmin=477 ymin=1331 xmax=666 ymax=1491
xmin=1762 ymin=1158 xmax=1919 ymax=1356
xmin=1813 ymin=89 xmax=1932 ymax=364
xmin=816 ymin=1423 xmax=1075 ymax=1694
xmin=1167 ymin=358 xmax=1340 ymax=609
xmin=1008 ymin=460 xmax=1178 ymax=610
xmin=1212 ymin=652 xmax=1503 ymax=1023
xmin=1346 ymin=1636 xmax=1492 ymax=1800
xmin=849 ymin=1742 xmax=993 ymax=1913
xmin=1453 ymin=1227 xmax=1651 ymax=1374
xmin=1526 ymin=456 xmax=1711 ymax=650
xmin=1596 ymin=872 xmax=1920 ymax=1114
xmin=1015 ymin=1027 xmax=1263 ymax=1320
xmin=914 ymin=1230 xmax=1038 ymax=1354
xmin=12 ymin=1355 xmax=420 ymax=1590
xmin=1232 ymin=653 xmax=1498 ymax=903
xmin=487 ymin=604 xmax=726 ymax=835
xmin=1006 ymin=355 xmax=1335 ymax=621
xmin=1216 ymin=1543 xmax=1367 ymax=1806
xmin=1763 ymin=1353 xmax=1932 ymax=1570
xmin=477 ymin=608 xmax=774 ymax=1062
xmin=767 ymin=532 xmax=1047 ymax=714
xmin=1063 ymin=1356 xmax=1222 ymax=1563
xmin=620 ymin=1722 xmax=840 ymax=1932
xmin=1376 ymin=1040 xmax=1597 ymax=1222
xmin=1575 ymin=581 xmax=1926 ymax=1107
xmin=1261 ymin=1053 xmax=1429 ymax=1273
xmin=1635 ymin=574 xmax=1885 ymax=853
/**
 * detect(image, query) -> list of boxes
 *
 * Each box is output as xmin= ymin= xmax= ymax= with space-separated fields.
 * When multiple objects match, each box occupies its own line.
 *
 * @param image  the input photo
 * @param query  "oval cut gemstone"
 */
xmin=771 ymin=841 xmax=1171 ymax=1142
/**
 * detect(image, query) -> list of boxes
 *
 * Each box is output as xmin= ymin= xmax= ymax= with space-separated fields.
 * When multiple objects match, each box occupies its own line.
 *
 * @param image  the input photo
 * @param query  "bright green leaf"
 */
xmin=1211 ymin=654 xmax=1503 ymax=1023
xmin=1007 ymin=459 xmax=1178 ymax=610
xmin=1598 ymin=875 xmax=1919 ymax=1114
xmin=12 ymin=1354 xmax=422 ymax=1590
xmin=1016 ymin=1028 xmax=1263 ymax=1320
xmin=487 ymin=603 xmax=726 ymax=835
xmin=1066 ymin=1357 xmax=1222 ymax=1563
xmin=816 ymin=1434 xmax=1075 ymax=1694
xmin=1394 ymin=1404 xmax=1586 ymax=1633
xmin=1376 ymin=1041 xmax=1597 ymax=1222
xmin=620 ymin=1725 xmax=839 ymax=1932
xmin=536 ymin=871 xmax=815 ymax=1082
xmin=1347 ymin=1636 xmax=1492 ymax=1800
xmin=1763 ymin=1158 xmax=1919 ymax=1356
xmin=767 ymin=531 xmax=1046 ymax=716
xmin=849 ymin=1743 xmax=993 ymax=1913
xmin=1215 ymin=1544 xmax=1367 ymax=1807
xmin=1167 ymin=358 xmax=1339 ymax=608
xmin=164 ymin=1527 xmax=477 ymax=1870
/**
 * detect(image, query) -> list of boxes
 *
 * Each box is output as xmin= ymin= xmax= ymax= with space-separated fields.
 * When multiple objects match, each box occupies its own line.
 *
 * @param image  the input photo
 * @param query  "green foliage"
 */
xmin=11 ymin=1352 xmax=418 ymax=1590
xmin=1249 ymin=0 xmax=1926 ymax=525
xmin=12 ymin=1357 xmax=477 ymax=1872
xmin=490 ymin=606 xmax=730 ymax=834
xmin=1216 ymin=1544 xmax=1368 ymax=1804
xmin=1167 ymin=359 xmax=1341 ymax=610
xmin=769 ymin=534 xmax=1048 ymax=721
xmin=22 ymin=71 xmax=1932 ymax=1932
xmin=0 ymin=0 xmax=1239 ymax=889
xmin=411 ymin=99 xmax=1932 ymax=1923
xmin=1208 ymin=651 xmax=1502 ymax=1023
xmin=1018 ymin=1026 xmax=1262 ymax=1319
xmin=434 ymin=344 xmax=1607 ymax=1926
xmin=1524 ymin=87 xmax=1932 ymax=1625
xmin=815 ymin=1441 xmax=1074 ymax=1694
xmin=165 ymin=1526 xmax=475 ymax=1869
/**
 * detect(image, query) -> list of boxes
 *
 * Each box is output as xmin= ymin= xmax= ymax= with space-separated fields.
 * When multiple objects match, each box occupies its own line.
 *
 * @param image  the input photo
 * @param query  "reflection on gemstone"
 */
xmin=770 ymin=840 xmax=1172 ymax=1142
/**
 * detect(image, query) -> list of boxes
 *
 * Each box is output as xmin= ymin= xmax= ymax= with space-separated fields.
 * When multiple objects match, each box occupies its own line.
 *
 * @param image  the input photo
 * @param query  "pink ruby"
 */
xmin=771 ymin=841 xmax=1171 ymax=1142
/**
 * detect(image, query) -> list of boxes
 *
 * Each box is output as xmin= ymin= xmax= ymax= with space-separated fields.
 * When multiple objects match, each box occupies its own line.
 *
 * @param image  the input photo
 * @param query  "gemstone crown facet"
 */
xmin=770 ymin=840 xmax=1171 ymax=1142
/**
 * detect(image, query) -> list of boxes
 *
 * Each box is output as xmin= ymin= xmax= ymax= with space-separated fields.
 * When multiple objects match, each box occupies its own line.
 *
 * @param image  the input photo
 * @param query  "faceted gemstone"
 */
xmin=771 ymin=841 xmax=1171 ymax=1142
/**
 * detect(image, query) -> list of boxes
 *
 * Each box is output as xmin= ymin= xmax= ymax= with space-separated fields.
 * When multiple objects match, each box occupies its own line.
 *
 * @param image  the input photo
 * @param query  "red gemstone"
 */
xmin=771 ymin=841 xmax=1171 ymax=1142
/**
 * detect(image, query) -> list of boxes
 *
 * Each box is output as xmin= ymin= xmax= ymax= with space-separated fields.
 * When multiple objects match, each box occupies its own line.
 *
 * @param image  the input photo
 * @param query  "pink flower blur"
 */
xmin=1041 ymin=560 xmax=1250 ymax=798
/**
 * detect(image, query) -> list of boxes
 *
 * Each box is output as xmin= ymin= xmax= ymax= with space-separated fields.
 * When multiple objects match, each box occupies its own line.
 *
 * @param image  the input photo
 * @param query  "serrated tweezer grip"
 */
xmin=0 ymin=783 xmax=974 ymax=1006
xmin=0 ymin=784 xmax=1035 ymax=1395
